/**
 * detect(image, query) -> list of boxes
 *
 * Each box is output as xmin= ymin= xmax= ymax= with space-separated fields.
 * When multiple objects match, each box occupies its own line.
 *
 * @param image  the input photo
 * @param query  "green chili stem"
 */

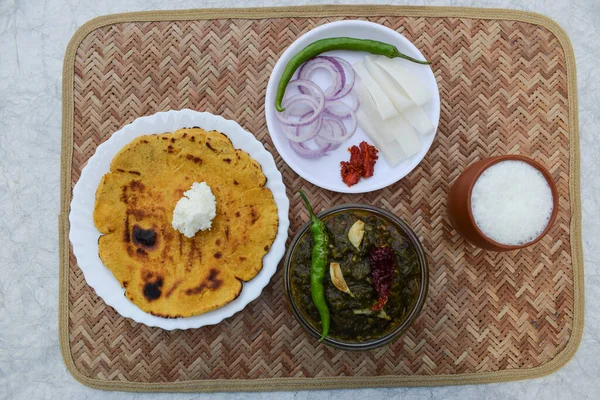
xmin=276 ymin=37 xmax=431 ymax=111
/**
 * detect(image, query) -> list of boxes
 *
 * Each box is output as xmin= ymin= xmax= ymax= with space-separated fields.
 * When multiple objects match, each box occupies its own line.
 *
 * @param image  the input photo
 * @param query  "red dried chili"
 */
xmin=359 ymin=141 xmax=378 ymax=178
xmin=369 ymin=245 xmax=396 ymax=311
xmin=340 ymin=162 xmax=362 ymax=186
xmin=340 ymin=141 xmax=379 ymax=187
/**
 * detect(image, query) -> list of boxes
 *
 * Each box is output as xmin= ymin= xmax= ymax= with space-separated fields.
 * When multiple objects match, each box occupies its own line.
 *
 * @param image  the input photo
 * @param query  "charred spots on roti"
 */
xmin=191 ymin=136 xmax=195 ymax=142
xmin=149 ymin=311 xmax=182 ymax=319
xmin=214 ymin=251 xmax=222 ymax=259
xmin=167 ymin=145 xmax=175 ymax=154
xmin=128 ymin=209 xmax=146 ymax=219
xmin=185 ymin=154 xmax=202 ymax=164
xmin=120 ymin=185 xmax=129 ymax=204
xmin=250 ymin=206 xmax=259 ymax=224
xmin=170 ymin=138 xmax=176 ymax=143
xmin=132 ymin=225 xmax=157 ymax=248
xmin=143 ymin=277 xmax=163 ymax=302
xmin=142 ymin=271 xmax=154 ymax=281
xmin=205 ymin=141 xmax=216 ymax=151
xmin=239 ymin=256 xmax=247 ymax=261
xmin=207 ymin=269 xmax=222 ymax=288
xmin=186 ymin=241 xmax=202 ymax=272
xmin=182 ymin=132 xmax=188 ymax=138
xmin=129 ymin=180 xmax=145 ymax=192
xmin=117 ymin=168 xmax=141 ymax=175
xmin=142 ymin=139 xmax=149 ymax=144
xmin=185 ymin=269 xmax=223 ymax=295
xmin=223 ymin=158 xmax=232 ymax=164
xmin=235 ymin=211 xmax=241 ymax=218
xmin=264 ymin=245 xmax=270 ymax=252
xmin=215 ymin=239 xmax=221 ymax=246
xmin=225 ymin=227 xmax=230 ymax=240
xmin=136 ymin=248 xmax=148 ymax=256
xmin=233 ymin=179 xmax=239 ymax=185
xmin=122 ymin=280 xmax=128 ymax=288
xmin=123 ymin=214 xmax=131 ymax=243
xmin=165 ymin=279 xmax=182 ymax=298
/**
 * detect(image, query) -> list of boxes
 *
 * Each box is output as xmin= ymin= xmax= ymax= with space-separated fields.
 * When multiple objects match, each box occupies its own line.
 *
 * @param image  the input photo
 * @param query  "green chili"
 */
xmin=299 ymin=189 xmax=330 ymax=341
xmin=275 ymin=37 xmax=431 ymax=112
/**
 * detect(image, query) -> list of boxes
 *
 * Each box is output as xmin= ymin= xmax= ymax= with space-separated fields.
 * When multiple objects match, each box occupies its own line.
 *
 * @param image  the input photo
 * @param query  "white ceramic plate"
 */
xmin=265 ymin=20 xmax=440 ymax=193
xmin=69 ymin=109 xmax=290 ymax=330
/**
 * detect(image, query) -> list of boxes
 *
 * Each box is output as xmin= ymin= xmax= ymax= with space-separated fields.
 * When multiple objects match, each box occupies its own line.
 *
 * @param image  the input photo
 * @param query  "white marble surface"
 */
xmin=0 ymin=0 xmax=598 ymax=398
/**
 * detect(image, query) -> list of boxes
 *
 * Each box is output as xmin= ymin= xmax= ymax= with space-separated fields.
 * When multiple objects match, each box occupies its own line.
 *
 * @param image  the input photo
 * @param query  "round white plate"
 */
xmin=265 ymin=20 xmax=440 ymax=193
xmin=69 ymin=109 xmax=290 ymax=330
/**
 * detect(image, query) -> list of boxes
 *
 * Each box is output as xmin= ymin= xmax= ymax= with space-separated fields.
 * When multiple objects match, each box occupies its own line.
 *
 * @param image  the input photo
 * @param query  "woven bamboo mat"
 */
xmin=59 ymin=6 xmax=583 ymax=392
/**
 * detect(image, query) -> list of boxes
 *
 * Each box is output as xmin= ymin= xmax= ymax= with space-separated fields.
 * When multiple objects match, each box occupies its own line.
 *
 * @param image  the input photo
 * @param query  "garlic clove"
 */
xmin=330 ymin=262 xmax=354 ymax=297
xmin=348 ymin=220 xmax=365 ymax=249
xmin=352 ymin=308 xmax=391 ymax=320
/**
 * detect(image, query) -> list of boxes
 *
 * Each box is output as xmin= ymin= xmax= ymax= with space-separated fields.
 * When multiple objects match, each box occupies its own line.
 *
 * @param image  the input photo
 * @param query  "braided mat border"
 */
xmin=59 ymin=6 xmax=583 ymax=392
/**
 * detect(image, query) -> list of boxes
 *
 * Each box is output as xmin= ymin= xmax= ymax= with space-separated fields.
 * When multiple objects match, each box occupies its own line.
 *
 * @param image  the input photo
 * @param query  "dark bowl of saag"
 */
xmin=284 ymin=204 xmax=428 ymax=350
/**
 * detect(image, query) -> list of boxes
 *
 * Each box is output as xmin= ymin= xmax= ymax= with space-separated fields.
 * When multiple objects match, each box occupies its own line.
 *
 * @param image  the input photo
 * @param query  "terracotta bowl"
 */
xmin=447 ymin=155 xmax=559 ymax=252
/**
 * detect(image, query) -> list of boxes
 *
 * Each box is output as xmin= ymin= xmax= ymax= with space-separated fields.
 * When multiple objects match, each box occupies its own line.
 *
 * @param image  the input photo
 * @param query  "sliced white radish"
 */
xmin=363 ymin=56 xmax=413 ymax=112
xmin=353 ymin=61 xmax=398 ymax=120
xmin=386 ymin=114 xmax=421 ymax=157
xmin=356 ymin=107 xmax=406 ymax=166
xmin=374 ymin=56 xmax=432 ymax=106
xmin=356 ymin=83 xmax=420 ymax=162
xmin=355 ymin=85 xmax=395 ymax=144
xmin=403 ymin=105 xmax=436 ymax=136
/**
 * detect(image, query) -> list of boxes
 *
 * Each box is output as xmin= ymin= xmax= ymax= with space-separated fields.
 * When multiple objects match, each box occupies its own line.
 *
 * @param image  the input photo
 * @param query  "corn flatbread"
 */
xmin=93 ymin=128 xmax=278 ymax=318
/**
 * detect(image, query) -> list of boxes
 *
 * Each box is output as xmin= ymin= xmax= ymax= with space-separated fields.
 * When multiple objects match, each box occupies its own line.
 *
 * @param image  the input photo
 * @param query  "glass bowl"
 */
xmin=283 ymin=204 xmax=429 ymax=350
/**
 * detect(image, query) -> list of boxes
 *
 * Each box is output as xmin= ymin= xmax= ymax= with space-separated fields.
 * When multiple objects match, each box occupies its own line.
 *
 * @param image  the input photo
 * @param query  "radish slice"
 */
xmin=364 ymin=56 xmax=413 ymax=112
xmin=403 ymin=105 xmax=435 ymax=136
xmin=374 ymin=56 xmax=432 ymax=106
xmin=356 ymin=107 xmax=406 ymax=167
xmin=356 ymin=83 xmax=420 ymax=161
xmin=353 ymin=61 xmax=398 ymax=120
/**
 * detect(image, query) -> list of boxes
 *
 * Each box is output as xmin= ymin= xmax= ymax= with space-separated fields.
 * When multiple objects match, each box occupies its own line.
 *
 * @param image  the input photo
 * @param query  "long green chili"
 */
xmin=298 ymin=189 xmax=330 ymax=341
xmin=275 ymin=37 xmax=431 ymax=111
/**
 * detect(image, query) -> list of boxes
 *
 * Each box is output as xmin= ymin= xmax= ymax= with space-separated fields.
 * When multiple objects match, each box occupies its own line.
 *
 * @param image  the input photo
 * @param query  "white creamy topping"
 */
xmin=172 ymin=182 xmax=217 ymax=238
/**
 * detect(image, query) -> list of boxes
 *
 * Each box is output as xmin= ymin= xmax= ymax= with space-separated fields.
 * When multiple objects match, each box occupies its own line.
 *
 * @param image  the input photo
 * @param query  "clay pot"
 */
xmin=447 ymin=155 xmax=559 ymax=252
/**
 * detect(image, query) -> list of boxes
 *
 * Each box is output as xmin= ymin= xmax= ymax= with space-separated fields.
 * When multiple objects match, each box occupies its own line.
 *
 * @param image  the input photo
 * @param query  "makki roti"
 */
xmin=93 ymin=128 xmax=278 ymax=318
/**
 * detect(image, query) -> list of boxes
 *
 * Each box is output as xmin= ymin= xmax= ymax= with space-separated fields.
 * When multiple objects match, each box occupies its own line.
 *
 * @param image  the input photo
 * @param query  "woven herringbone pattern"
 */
xmin=67 ymin=15 xmax=573 ymax=383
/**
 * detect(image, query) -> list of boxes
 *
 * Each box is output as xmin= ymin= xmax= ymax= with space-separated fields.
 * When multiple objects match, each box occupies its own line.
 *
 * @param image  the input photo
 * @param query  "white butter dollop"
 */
xmin=172 ymin=182 xmax=216 ymax=238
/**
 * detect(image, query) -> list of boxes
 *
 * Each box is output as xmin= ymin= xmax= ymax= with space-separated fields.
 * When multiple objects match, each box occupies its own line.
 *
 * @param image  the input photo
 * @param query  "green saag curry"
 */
xmin=290 ymin=210 xmax=422 ymax=342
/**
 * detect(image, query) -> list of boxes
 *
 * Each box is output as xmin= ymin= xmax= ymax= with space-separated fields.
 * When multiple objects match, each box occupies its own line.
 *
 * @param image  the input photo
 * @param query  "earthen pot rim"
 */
xmin=465 ymin=155 xmax=559 ymax=251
